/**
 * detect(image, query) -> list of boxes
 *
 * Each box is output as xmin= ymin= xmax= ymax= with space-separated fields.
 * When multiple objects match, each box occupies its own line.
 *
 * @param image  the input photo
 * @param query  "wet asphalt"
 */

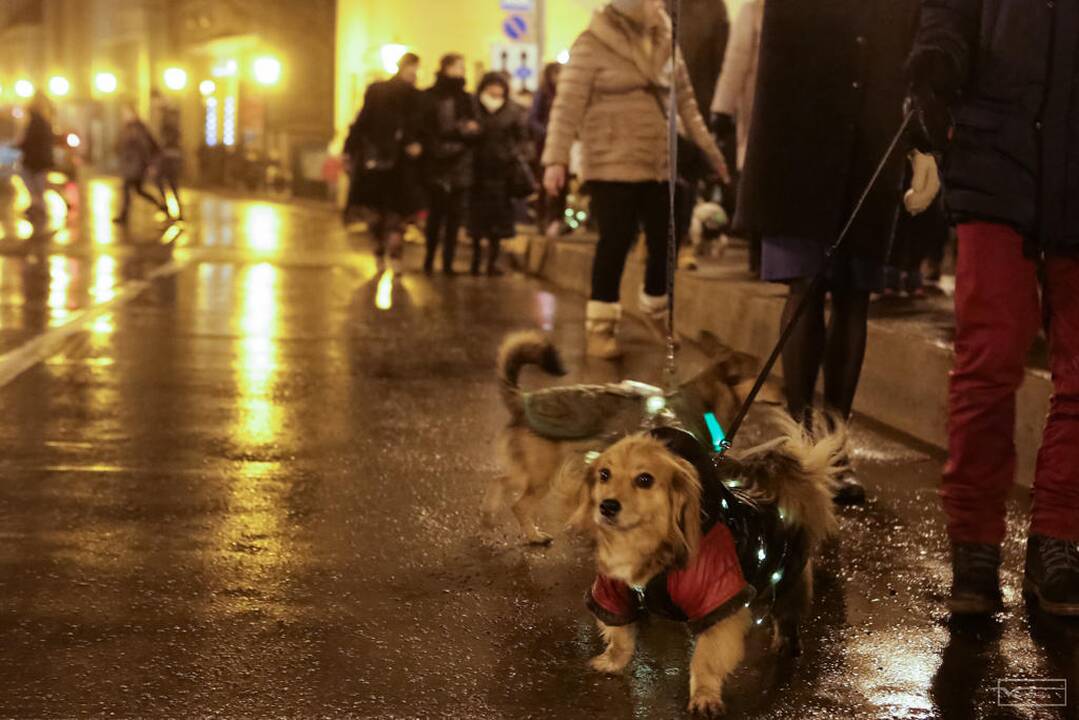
xmin=0 ymin=180 xmax=1075 ymax=719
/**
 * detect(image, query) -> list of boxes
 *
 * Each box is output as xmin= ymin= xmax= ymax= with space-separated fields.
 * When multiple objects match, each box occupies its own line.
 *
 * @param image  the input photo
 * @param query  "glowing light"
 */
xmin=771 ymin=569 xmax=784 ymax=585
xmin=646 ymin=395 xmax=667 ymax=414
xmin=253 ymin=56 xmax=281 ymax=86
xmin=238 ymin=263 xmax=280 ymax=445
xmin=15 ymin=219 xmax=34 ymax=240
xmin=212 ymin=59 xmax=238 ymax=77
xmin=92 ymin=255 xmax=118 ymax=303
xmin=584 ymin=451 xmax=601 ymax=465
xmin=199 ymin=79 xmax=215 ymax=96
xmin=89 ymin=180 xmax=116 ymax=245
xmin=704 ymin=412 xmax=727 ymax=452
xmin=14 ymin=79 xmax=34 ymax=98
xmin=721 ymin=498 xmax=729 ymax=511
xmin=48 ymin=76 xmax=70 ymax=96
xmin=375 ymin=269 xmax=395 ymax=310
xmin=205 ymin=97 xmax=218 ymax=146
xmin=557 ymin=49 xmax=571 ymax=64
xmin=94 ymin=72 xmax=117 ymax=94
xmin=380 ymin=44 xmax=409 ymax=74
xmin=222 ymin=96 xmax=236 ymax=146
xmin=755 ymin=617 xmax=764 ymax=625
xmin=47 ymin=256 xmax=72 ymax=321
xmin=163 ymin=67 xmax=187 ymax=91
xmin=244 ymin=204 xmax=280 ymax=252
xmin=66 ymin=133 xmax=80 ymax=148
xmin=757 ymin=546 xmax=767 ymax=562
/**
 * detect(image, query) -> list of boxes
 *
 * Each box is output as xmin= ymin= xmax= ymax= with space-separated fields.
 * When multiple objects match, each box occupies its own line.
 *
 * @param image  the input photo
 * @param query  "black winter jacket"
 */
xmin=420 ymin=75 xmax=479 ymax=191
xmin=19 ymin=111 xmax=54 ymax=173
xmin=910 ymin=0 xmax=1079 ymax=255
xmin=736 ymin=0 xmax=920 ymax=263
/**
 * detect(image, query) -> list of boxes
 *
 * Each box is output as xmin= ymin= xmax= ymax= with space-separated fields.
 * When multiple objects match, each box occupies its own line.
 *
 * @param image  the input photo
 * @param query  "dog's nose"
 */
xmin=599 ymin=499 xmax=621 ymax=518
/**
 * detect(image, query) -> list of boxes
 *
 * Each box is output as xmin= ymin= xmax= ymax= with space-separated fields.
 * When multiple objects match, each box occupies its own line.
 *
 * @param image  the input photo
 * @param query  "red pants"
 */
xmin=943 ymin=222 xmax=1079 ymax=544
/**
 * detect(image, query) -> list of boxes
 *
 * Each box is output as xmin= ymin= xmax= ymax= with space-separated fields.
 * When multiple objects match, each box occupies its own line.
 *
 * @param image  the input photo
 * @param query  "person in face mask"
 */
xmin=419 ymin=53 xmax=481 ymax=276
xmin=469 ymin=72 xmax=531 ymax=276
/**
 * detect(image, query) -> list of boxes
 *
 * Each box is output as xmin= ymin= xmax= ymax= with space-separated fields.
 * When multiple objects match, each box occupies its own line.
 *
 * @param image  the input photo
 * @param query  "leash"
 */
xmin=719 ymin=109 xmax=915 ymax=452
xmin=663 ymin=0 xmax=682 ymax=391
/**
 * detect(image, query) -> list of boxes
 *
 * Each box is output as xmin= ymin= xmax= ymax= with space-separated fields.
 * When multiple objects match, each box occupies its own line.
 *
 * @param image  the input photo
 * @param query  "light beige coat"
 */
xmin=541 ymin=6 xmax=723 ymax=183
xmin=711 ymin=0 xmax=763 ymax=169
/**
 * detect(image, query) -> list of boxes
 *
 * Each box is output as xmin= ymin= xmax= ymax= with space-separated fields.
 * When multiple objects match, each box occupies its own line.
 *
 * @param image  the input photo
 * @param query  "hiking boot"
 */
xmin=948 ymin=543 xmax=1004 ymax=615
xmin=1024 ymin=535 xmax=1079 ymax=616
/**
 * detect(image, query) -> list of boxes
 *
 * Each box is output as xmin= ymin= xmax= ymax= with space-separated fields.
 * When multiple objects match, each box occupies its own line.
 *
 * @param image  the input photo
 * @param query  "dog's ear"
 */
xmin=565 ymin=459 xmax=598 ymax=530
xmin=665 ymin=455 xmax=702 ymax=569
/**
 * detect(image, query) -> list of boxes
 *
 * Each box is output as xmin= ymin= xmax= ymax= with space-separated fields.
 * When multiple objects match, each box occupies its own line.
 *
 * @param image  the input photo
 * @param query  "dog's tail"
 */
xmin=497 ymin=331 xmax=567 ymax=420
xmin=738 ymin=411 xmax=846 ymax=551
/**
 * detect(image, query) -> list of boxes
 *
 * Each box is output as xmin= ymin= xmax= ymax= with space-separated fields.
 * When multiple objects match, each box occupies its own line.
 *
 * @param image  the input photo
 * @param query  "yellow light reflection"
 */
xmin=44 ymin=189 xmax=68 ymax=227
xmin=244 ymin=203 xmax=280 ymax=253
xmin=89 ymin=181 xmax=116 ymax=245
xmin=375 ymin=269 xmax=394 ymax=310
xmin=92 ymin=255 xmax=118 ymax=303
xmin=92 ymin=313 xmax=115 ymax=336
xmin=237 ymin=263 xmax=280 ymax=445
xmin=47 ymin=255 xmax=73 ymax=321
xmin=15 ymin=219 xmax=34 ymax=240
xmin=10 ymin=175 xmax=30 ymax=213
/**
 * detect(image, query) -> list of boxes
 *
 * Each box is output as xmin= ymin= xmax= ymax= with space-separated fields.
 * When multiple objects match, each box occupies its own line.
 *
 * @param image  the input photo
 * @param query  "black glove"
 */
xmin=906 ymin=50 xmax=958 ymax=153
xmin=709 ymin=112 xmax=738 ymax=177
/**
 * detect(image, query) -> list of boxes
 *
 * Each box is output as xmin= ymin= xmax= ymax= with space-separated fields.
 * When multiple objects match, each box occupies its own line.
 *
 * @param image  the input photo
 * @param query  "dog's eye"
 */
xmin=634 ymin=473 xmax=654 ymax=489
xmin=598 ymin=468 xmax=611 ymax=483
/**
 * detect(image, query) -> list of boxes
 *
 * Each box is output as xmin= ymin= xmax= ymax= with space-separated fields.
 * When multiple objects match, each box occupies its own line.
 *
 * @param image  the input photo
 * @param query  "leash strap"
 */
xmin=664 ymin=0 xmax=682 ymax=390
xmin=721 ymin=109 xmax=915 ymax=451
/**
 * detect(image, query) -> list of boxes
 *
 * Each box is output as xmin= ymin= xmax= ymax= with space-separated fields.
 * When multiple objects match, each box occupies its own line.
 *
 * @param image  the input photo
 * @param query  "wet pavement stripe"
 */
xmin=0 ymin=252 xmax=202 ymax=389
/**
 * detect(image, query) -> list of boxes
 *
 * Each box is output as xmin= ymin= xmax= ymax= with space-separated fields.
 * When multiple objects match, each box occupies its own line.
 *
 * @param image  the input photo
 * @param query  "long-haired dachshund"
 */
xmin=571 ymin=414 xmax=845 ymax=715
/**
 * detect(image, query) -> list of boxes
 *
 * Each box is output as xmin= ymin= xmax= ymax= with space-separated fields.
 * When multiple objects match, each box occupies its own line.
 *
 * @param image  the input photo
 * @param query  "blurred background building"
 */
xmin=0 ymin=0 xmax=336 ymax=197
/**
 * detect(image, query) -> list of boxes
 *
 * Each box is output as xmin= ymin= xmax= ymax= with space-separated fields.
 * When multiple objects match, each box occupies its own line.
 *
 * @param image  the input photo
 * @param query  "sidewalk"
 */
xmin=508 ymin=231 xmax=1052 ymax=486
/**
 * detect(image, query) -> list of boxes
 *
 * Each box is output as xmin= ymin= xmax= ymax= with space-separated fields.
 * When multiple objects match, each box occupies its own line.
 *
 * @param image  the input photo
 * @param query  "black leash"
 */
xmin=720 ymin=109 xmax=915 ymax=452
xmin=663 ymin=0 xmax=682 ymax=389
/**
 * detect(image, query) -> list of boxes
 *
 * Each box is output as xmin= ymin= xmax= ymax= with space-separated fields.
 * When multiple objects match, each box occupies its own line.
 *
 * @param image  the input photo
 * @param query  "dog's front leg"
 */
xmin=688 ymin=608 xmax=751 ymax=716
xmin=589 ymin=620 xmax=636 ymax=674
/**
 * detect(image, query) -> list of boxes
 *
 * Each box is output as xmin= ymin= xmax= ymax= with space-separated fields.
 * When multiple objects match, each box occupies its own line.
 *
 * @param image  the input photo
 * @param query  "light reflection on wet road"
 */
xmin=0 ymin=179 xmax=1074 ymax=719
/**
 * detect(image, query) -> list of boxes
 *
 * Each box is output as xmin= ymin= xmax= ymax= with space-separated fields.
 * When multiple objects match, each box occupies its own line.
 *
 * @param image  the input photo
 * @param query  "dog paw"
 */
xmin=588 ymin=653 xmax=628 ymax=674
xmin=525 ymin=530 xmax=554 ymax=546
xmin=688 ymin=692 xmax=726 ymax=716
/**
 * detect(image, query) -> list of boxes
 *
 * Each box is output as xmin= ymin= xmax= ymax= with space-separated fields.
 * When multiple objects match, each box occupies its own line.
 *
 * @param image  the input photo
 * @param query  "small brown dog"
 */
xmin=486 ymin=331 xmax=757 ymax=544
xmin=572 ymin=415 xmax=844 ymax=715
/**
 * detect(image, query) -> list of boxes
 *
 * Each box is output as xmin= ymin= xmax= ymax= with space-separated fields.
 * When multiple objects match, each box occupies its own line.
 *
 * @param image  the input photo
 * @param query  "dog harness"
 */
xmin=587 ymin=427 xmax=808 ymax=633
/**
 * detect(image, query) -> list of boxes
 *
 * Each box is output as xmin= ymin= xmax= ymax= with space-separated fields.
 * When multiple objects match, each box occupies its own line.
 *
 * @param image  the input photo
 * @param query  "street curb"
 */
xmin=508 ymin=234 xmax=1050 ymax=485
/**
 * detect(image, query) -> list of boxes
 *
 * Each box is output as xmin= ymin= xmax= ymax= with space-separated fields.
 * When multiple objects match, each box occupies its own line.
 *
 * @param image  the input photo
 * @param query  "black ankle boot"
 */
xmin=1024 ymin=535 xmax=1079 ymax=616
xmin=948 ymin=543 xmax=1004 ymax=615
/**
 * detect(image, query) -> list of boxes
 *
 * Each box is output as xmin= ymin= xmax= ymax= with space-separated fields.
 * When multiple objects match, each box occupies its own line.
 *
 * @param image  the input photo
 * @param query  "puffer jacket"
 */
xmin=541 ymin=5 xmax=722 ymax=183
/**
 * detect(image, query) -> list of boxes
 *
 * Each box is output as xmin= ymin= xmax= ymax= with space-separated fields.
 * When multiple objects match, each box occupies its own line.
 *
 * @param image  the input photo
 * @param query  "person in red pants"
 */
xmin=909 ymin=0 xmax=1079 ymax=616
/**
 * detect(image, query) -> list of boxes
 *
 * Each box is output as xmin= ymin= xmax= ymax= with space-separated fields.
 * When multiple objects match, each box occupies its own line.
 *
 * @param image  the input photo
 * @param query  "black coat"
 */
xmin=736 ymin=0 xmax=919 ymax=262
xmin=19 ymin=110 xmax=53 ymax=173
xmin=344 ymin=77 xmax=424 ymax=216
xmin=470 ymin=99 xmax=529 ymax=240
xmin=420 ymin=75 xmax=479 ymax=191
xmin=911 ymin=0 xmax=1079 ymax=256
xmin=676 ymin=0 xmax=730 ymax=119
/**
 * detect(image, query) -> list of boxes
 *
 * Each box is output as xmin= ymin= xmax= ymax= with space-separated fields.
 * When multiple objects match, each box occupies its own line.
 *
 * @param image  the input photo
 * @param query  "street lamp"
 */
xmin=95 ymin=72 xmax=118 ymax=94
xmin=14 ymin=79 xmax=34 ymax=98
xmin=48 ymin=76 xmax=70 ymax=96
xmin=380 ymin=44 xmax=408 ymax=74
xmin=163 ymin=67 xmax=187 ymax=91
xmin=199 ymin=79 xmax=216 ymax=97
xmin=253 ymin=57 xmax=282 ymax=86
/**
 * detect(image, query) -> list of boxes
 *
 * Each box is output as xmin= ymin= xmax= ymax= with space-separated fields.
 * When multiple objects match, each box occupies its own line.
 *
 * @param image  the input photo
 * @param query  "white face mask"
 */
xmin=480 ymin=93 xmax=506 ymax=113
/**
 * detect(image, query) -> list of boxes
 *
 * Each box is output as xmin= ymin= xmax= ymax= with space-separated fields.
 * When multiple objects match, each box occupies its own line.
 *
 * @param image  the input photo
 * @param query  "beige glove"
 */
xmin=903 ymin=150 xmax=941 ymax=216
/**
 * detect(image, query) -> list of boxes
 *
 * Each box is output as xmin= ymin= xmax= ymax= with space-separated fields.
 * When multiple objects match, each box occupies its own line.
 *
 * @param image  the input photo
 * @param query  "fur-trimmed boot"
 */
xmin=586 ymin=301 xmax=623 ymax=359
xmin=638 ymin=289 xmax=671 ymax=345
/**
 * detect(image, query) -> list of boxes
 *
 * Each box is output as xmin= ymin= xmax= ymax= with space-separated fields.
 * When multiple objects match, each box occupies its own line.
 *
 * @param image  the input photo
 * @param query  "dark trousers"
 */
xmin=155 ymin=158 xmax=183 ymax=217
xmin=589 ymin=181 xmax=673 ymax=303
xmin=425 ymin=186 xmax=467 ymax=271
xmin=118 ymin=178 xmax=164 ymax=220
xmin=944 ymin=222 xmax=1079 ymax=544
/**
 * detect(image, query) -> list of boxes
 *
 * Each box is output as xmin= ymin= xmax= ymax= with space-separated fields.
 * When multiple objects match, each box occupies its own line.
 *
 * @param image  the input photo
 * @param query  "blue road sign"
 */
xmin=502 ymin=14 xmax=528 ymax=40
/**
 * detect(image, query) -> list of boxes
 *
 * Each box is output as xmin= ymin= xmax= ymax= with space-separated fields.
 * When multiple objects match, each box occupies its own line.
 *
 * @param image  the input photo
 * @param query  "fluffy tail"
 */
xmin=737 ymin=411 xmax=847 ymax=551
xmin=497 ymin=331 xmax=566 ymax=420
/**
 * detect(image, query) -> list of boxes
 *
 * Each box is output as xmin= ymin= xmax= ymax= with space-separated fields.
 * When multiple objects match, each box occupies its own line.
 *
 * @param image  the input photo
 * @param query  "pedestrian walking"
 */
xmin=909 ymin=0 xmax=1079 ymax=616
xmin=710 ymin=0 xmax=763 ymax=274
xmin=18 ymin=93 xmax=55 ymax=218
xmin=542 ymin=0 xmax=727 ymax=360
xmin=343 ymin=53 xmax=425 ymax=273
xmin=735 ymin=0 xmax=923 ymax=504
xmin=469 ymin=72 xmax=532 ymax=277
xmin=113 ymin=104 xmax=169 ymax=225
xmin=529 ymin=63 xmax=565 ymax=238
xmin=152 ymin=90 xmax=184 ymax=220
xmin=420 ymin=53 xmax=480 ymax=276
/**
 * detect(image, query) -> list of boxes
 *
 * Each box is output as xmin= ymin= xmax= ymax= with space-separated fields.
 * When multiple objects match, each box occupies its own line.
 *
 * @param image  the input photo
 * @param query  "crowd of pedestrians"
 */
xmin=342 ymin=0 xmax=1078 ymax=618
